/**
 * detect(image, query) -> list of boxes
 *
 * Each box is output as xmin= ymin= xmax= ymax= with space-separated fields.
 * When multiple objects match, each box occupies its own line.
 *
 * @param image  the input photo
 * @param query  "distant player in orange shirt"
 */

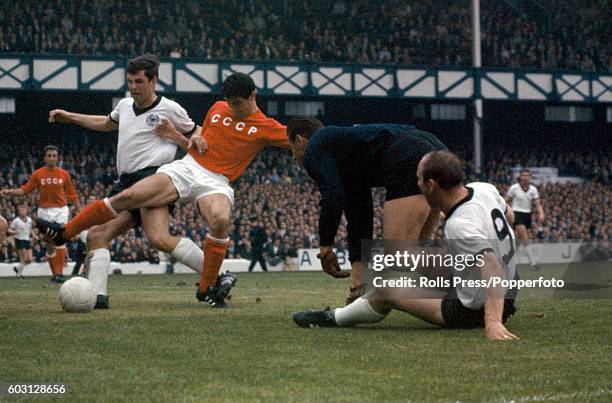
xmin=38 ymin=72 xmax=288 ymax=306
xmin=1 ymin=145 xmax=81 ymax=282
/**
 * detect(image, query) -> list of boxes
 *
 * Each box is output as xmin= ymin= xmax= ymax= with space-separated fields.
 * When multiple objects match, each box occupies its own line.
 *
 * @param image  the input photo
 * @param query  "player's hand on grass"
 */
xmin=485 ymin=322 xmax=519 ymax=341
xmin=318 ymin=248 xmax=350 ymax=278
xmin=188 ymin=135 xmax=208 ymax=155
xmin=49 ymin=109 xmax=70 ymax=123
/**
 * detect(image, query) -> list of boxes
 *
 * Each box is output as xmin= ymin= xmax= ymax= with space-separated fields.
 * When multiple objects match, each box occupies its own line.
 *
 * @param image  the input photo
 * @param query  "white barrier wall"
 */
xmin=510 ymin=166 xmax=584 ymax=185
xmin=514 ymin=242 xmax=584 ymax=265
xmin=0 ymin=259 xmax=282 ymax=278
xmin=296 ymin=248 xmax=351 ymax=271
xmin=0 ymin=243 xmax=591 ymax=277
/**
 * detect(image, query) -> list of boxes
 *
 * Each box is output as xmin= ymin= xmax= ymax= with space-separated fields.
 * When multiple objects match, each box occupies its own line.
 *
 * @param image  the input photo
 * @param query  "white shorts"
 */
xmin=38 ymin=206 xmax=70 ymax=224
xmin=157 ymin=154 xmax=234 ymax=206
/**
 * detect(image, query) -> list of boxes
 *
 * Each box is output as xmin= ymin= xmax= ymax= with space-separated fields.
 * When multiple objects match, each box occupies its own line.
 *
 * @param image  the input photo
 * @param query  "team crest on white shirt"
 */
xmin=146 ymin=113 xmax=160 ymax=126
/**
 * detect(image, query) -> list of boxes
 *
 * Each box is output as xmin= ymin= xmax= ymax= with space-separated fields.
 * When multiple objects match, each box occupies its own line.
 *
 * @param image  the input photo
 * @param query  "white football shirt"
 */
xmin=110 ymin=96 xmax=196 ymax=175
xmin=507 ymin=183 xmax=539 ymax=213
xmin=10 ymin=216 xmax=32 ymax=241
xmin=444 ymin=182 xmax=517 ymax=309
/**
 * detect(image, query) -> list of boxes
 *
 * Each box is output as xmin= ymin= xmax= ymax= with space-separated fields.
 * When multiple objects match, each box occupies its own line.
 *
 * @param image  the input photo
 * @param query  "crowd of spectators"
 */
xmin=0 ymin=0 xmax=609 ymax=71
xmin=0 ymin=136 xmax=609 ymax=265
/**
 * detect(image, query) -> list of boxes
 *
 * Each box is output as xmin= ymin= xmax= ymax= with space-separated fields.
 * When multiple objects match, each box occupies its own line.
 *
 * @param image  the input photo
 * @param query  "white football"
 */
xmin=59 ymin=277 xmax=97 ymax=313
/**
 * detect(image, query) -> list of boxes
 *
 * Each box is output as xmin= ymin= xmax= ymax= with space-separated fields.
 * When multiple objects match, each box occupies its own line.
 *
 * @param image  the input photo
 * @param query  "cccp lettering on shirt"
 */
xmin=210 ymin=114 xmax=258 ymax=136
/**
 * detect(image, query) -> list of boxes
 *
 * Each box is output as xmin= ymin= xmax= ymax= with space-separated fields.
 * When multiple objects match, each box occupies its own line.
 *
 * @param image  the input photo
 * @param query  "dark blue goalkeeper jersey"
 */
xmin=303 ymin=124 xmax=446 ymax=262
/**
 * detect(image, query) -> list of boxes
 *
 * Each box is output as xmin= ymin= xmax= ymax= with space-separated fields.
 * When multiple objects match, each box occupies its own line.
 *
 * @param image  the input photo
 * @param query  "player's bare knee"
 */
xmin=208 ymin=213 xmax=231 ymax=235
xmin=147 ymin=233 xmax=173 ymax=253
xmin=368 ymin=288 xmax=394 ymax=309
xmin=112 ymin=188 xmax=139 ymax=210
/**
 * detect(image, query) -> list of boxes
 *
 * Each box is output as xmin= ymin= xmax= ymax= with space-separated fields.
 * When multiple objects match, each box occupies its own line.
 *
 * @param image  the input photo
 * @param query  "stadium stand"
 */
xmin=0 ymin=1 xmax=609 ymax=264
xmin=0 ymin=0 xmax=609 ymax=71
xmin=0 ymin=135 xmax=609 ymax=264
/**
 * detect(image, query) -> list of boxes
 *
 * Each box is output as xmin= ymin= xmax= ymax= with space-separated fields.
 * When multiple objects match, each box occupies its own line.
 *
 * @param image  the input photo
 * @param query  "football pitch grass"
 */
xmin=1 ymin=266 xmax=611 ymax=402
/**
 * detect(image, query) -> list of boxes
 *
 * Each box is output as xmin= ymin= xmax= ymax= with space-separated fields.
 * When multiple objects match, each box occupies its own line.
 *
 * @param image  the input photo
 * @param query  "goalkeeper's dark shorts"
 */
xmin=382 ymin=129 xmax=447 ymax=201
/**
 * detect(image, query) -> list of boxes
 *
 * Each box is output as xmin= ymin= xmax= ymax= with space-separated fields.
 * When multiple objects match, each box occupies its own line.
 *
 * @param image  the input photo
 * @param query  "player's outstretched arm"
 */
xmin=534 ymin=198 xmax=545 ymax=224
xmin=0 ymin=188 xmax=25 ymax=198
xmin=155 ymin=119 xmax=195 ymax=150
xmin=505 ymin=205 xmax=515 ymax=226
xmin=482 ymin=252 xmax=519 ymax=341
xmin=49 ymin=109 xmax=118 ymax=132
xmin=187 ymin=129 xmax=208 ymax=155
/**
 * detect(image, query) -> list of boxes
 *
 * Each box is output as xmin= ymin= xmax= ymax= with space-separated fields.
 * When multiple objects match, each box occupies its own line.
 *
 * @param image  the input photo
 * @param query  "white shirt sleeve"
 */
xmin=109 ymin=100 xmax=121 ymax=123
xmin=170 ymin=103 xmax=196 ymax=135
xmin=9 ymin=219 xmax=18 ymax=231
xmin=507 ymin=184 xmax=516 ymax=199
xmin=530 ymin=185 xmax=540 ymax=200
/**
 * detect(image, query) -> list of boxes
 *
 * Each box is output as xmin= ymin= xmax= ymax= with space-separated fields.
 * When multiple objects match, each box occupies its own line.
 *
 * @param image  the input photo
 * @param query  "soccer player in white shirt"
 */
xmin=293 ymin=151 xmax=519 ymax=340
xmin=8 ymin=204 xmax=36 ymax=278
xmin=47 ymin=54 xmax=206 ymax=309
xmin=506 ymin=169 xmax=545 ymax=270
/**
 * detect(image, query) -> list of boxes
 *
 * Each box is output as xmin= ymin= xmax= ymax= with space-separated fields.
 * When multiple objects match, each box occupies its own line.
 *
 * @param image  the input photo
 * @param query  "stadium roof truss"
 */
xmin=0 ymin=55 xmax=610 ymax=104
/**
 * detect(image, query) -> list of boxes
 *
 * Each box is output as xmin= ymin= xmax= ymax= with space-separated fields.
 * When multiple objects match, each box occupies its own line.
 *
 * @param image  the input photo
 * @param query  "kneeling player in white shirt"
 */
xmin=506 ymin=169 xmax=545 ymax=270
xmin=293 ymin=151 xmax=519 ymax=340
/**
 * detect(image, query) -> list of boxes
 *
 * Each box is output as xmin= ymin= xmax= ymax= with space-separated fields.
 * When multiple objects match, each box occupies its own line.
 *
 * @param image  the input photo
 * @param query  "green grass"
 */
xmin=0 ymin=267 xmax=611 ymax=402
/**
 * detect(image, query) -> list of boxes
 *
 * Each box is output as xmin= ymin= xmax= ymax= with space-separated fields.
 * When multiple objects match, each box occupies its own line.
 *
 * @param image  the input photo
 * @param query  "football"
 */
xmin=58 ymin=277 xmax=97 ymax=313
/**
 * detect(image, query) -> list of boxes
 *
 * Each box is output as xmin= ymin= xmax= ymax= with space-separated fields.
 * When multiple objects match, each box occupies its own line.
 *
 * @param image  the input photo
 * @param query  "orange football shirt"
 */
xmin=188 ymin=101 xmax=288 ymax=181
xmin=21 ymin=167 xmax=79 ymax=208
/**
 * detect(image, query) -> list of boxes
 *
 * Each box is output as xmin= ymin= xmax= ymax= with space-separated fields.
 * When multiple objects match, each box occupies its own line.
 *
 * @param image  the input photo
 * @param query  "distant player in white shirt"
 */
xmin=8 ymin=204 xmax=36 ymax=278
xmin=47 ymin=54 xmax=206 ymax=309
xmin=506 ymin=169 xmax=544 ymax=270
xmin=293 ymin=151 xmax=519 ymax=340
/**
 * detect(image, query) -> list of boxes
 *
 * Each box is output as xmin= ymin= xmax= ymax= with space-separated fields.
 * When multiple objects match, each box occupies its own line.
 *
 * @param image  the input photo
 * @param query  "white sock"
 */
xmin=171 ymin=238 xmax=204 ymax=273
xmin=87 ymin=248 xmax=111 ymax=296
xmin=334 ymin=297 xmax=388 ymax=327
xmin=524 ymin=244 xmax=537 ymax=266
xmin=17 ymin=263 xmax=24 ymax=275
xmin=46 ymin=251 xmax=56 ymax=274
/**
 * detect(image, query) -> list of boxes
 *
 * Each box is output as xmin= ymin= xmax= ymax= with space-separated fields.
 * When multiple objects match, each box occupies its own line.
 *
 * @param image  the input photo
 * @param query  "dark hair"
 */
xmin=43 ymin=145 xmax=59 ymax=157
xmin=223 ymin=73 xmax=256 ymax=99
xmin=520 ymin=169 xmax=531 ymax=175
xmin=127 ymin=54 xmax=159 ymax=80
xmin=286 ymin=117 xmax=324 ymax=142
xmin=421 ymin=150 xmax=464 ymax=190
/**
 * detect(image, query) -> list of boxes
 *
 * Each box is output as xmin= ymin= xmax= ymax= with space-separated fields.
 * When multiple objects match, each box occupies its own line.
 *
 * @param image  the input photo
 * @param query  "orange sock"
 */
xmin=65 ymin=199 xmax=115 ymax=239
xmin=54 ymin=247 xmax=67 ymax=276
xmin=199 ymin=236 xmax=229 ymax=292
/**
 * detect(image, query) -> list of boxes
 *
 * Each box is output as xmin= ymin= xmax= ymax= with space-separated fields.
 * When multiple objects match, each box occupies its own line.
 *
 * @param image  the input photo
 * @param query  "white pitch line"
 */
xmin=512 ymin=387 xmax=612 ymax=402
